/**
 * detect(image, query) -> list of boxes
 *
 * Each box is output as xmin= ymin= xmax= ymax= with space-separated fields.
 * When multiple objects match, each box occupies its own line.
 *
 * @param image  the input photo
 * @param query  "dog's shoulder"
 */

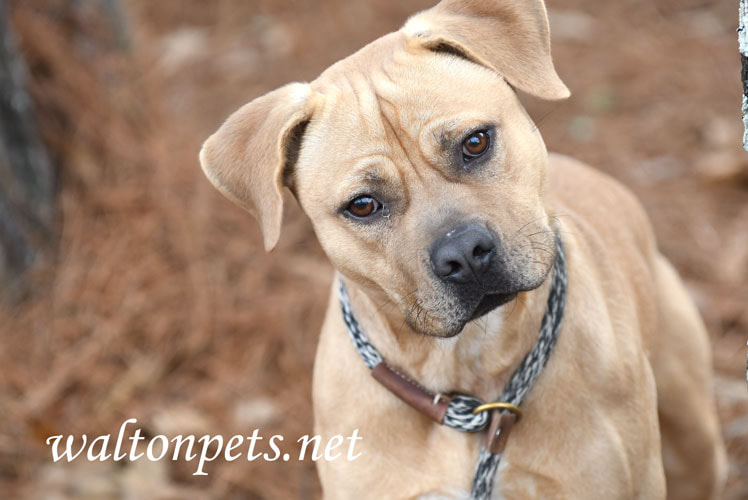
xmin=546 ymin=152 xmax=658 ymax=261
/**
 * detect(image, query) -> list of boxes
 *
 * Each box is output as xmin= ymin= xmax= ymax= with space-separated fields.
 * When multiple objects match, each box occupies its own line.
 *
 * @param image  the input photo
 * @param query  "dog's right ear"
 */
xmin=199 ymin=83 xmax=315 ymax=251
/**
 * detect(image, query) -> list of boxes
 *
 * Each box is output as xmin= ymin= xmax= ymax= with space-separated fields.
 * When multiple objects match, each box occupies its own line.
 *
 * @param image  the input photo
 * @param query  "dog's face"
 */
xmin=296 ymin=39 xmax=556 ymax=337
xmin=200 ymin=0 xmax=569 ymax=337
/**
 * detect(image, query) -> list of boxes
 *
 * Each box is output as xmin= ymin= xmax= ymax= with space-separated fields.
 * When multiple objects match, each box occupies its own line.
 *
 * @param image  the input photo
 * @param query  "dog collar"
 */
xmin=338 ymin=230 xmax=567 ymax=500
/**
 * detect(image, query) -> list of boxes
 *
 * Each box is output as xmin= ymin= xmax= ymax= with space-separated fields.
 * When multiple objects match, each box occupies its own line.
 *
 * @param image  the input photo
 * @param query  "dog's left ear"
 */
xmin=403 ymin=0 xmax=569 ymax=100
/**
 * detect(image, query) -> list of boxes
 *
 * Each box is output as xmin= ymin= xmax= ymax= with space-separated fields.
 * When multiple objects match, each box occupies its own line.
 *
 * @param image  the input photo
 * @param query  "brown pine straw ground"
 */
xmin=1 ymin=0 xmax=746 ymax=498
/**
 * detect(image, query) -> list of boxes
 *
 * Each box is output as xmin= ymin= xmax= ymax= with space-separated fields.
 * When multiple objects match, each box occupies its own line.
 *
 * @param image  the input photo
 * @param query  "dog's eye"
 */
xmin=462 ymin=131 xmax=490 ymax=161
xmin=347 ymin=196 xmax=381 ymax=219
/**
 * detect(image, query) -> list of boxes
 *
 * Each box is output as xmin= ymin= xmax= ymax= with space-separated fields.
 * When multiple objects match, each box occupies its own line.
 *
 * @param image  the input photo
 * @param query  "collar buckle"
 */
xmin=485 ymin=410 xmax=517 ymax=455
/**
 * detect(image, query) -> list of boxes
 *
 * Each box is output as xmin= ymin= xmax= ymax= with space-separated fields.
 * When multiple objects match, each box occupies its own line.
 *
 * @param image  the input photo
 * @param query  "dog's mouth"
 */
xmin=409 ymin=290 xmax=518 ymax=338
xmin=468 ymin=292 xmax=518 ymax=321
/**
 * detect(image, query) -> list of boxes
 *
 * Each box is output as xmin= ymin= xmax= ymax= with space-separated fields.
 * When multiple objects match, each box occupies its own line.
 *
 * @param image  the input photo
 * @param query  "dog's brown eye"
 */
xmin=462 ymin=131 xmax=489 ymax=159
xmin=348 ymin=196 xmax=380 ymax=218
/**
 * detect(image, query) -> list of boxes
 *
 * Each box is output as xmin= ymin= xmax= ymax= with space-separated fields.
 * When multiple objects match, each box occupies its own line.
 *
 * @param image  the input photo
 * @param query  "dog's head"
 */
xmin=200 ymin=0 xmax=569 ymax=337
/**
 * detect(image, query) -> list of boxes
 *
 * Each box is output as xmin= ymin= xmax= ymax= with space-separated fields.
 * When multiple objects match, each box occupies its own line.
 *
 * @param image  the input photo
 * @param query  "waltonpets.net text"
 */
xmin=46 ymin=418 xmax=362 ymax=475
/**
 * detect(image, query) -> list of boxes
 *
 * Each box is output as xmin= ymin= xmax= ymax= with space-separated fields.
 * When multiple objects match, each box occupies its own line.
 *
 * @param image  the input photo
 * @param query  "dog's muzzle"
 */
xmin=429 ymin=223 xmax=516 ymax=320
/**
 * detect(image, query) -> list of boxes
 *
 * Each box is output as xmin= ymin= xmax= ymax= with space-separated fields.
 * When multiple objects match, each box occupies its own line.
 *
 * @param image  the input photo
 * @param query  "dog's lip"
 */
xmin=469 ymin=292 xmax=517 ymax=321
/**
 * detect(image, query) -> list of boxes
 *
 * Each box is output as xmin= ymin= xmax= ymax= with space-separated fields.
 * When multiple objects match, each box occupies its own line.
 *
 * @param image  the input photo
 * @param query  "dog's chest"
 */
xmin=416 ymin=460 xmax=512 ymax=500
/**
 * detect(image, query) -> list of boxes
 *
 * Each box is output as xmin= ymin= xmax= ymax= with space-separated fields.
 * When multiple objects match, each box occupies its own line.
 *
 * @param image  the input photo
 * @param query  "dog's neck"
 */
xmin=342 ymin=276 xmax=553 ymax=402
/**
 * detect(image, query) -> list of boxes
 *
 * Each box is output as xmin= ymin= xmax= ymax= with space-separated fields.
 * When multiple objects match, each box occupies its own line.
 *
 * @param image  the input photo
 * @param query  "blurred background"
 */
xmin=0 ymin=0 xmax=746 ymax=498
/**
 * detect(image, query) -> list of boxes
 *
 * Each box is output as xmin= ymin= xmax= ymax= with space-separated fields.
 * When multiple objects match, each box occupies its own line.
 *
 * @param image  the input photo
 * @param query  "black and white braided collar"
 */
xmin=338 ymin=231 xmax=568 ymax=500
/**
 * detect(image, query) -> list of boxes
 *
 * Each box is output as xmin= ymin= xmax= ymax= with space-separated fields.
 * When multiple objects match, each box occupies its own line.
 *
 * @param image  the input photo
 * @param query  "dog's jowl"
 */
xmin=200 ymin=1 xmax=726 ymax=498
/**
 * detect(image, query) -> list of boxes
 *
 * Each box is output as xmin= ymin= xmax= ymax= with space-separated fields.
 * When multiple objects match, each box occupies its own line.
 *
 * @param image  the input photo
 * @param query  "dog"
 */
xmin=199 ymin=0 xmax=726 ymax=498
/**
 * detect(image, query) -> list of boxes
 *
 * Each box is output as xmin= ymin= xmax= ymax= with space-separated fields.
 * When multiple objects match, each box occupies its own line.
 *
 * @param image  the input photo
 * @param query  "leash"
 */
xmin=338 ymin=231 xmax=567 ymax=500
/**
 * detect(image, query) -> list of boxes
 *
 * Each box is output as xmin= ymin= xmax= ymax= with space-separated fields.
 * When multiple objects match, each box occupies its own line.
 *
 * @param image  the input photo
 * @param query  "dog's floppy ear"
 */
xmin=403 ymin=0 xmax=569 ymax=100
xmin=199 ymin=83 xmax=315 ymax=251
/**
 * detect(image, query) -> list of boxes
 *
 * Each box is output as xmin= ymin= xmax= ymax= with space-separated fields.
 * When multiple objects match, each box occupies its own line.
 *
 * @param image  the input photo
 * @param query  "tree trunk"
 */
xmin=0 ymin=0 xmax=55 ymax=294
xmin=740 ymin=0 xmax=748 ymax=150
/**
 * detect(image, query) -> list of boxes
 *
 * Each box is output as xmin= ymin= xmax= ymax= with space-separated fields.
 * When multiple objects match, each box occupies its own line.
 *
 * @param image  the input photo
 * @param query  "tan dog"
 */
xmin=199 ymin=1 xmax=726 ymax=498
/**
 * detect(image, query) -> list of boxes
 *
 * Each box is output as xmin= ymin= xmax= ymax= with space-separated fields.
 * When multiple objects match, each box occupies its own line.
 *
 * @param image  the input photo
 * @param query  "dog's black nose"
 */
xmin=430 ymin=224 xmax=496 ymax=283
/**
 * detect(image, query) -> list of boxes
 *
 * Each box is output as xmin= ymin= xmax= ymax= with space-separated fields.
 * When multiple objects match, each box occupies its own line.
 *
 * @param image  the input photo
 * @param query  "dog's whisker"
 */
xmin=509 ymin=216 xmax=548 ymax=242
xmin=524 ymin=229 xmax=559 ymax=239
xmin=530 ymin=246 xmax=555 ymax=257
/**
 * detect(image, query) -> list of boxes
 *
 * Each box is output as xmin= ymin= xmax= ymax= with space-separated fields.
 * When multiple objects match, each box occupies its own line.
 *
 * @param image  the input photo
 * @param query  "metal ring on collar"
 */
xmin=471 ymin=402 xmax=523 ymax=421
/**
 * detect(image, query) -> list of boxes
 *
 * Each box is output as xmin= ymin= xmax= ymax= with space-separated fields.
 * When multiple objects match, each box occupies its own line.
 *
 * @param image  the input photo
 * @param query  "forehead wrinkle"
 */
xmin=370 ymin=58 xmax=435 ymax=187
xmin=375 ymin=95 xmax=424 ymax=189
xmin=376 ymin=58 xmax=400 ymax=90
xmin=344 ymin=73 xmax=387 ymax=140
xmin=376 ymin=93 xmax=464 ymax=188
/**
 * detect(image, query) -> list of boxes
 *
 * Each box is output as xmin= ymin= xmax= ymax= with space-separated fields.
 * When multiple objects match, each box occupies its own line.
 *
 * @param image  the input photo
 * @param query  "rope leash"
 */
xmin=338 ymin=232 xmax=567 ymax=499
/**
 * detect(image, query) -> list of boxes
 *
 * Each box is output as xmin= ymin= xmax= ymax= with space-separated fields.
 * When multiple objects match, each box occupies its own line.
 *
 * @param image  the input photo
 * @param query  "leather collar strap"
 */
xmin=338 ymin=231 xmax=567 ymax=500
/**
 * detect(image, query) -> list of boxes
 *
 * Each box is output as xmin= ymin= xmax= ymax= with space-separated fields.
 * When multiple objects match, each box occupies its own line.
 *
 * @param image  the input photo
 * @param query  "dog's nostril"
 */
xmin=446 ymin=260 xmax=462 ymax=276
xmin=473 ymin=246 xmax=490 ymax=259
